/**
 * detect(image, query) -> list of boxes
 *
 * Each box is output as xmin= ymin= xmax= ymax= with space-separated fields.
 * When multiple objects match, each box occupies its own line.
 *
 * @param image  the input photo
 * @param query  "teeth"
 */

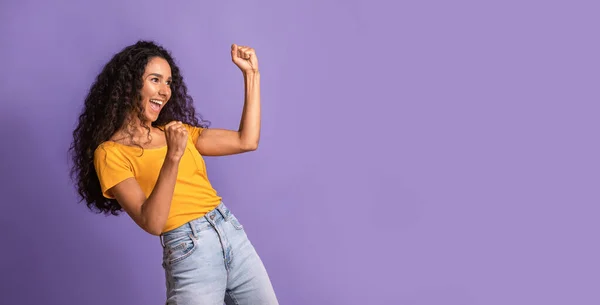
xmin=150 ymin=99 xmax=163 ymax=105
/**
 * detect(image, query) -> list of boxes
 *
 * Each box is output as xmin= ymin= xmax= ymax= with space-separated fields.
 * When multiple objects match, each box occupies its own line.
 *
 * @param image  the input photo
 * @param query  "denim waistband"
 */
xmin=159 ymin=202 xmax=232 ymax=247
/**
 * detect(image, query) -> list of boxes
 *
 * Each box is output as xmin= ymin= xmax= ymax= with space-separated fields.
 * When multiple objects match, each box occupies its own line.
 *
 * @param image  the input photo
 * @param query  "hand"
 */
xmin=164 ymin=121 xmax=188 ymax=161
xmin=231 ymin=44 xmax=258 ymax=74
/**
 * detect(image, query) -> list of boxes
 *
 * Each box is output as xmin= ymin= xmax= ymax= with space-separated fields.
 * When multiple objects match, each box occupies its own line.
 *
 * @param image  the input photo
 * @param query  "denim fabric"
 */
xmin=161 ymin=202 xmax=278 ymax=305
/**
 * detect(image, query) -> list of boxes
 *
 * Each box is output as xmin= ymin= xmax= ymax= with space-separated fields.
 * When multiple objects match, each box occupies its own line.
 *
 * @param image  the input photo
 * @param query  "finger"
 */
xmin=176 ymin=125 xmax=188 ymax=133
xmin=177 ymin=129 xmax=188 ymax=139
xmin=231 ymin=44 xmax=238 ymax=57
xmin=235 ymin=45 xmax=249 ymax=53
xmin=165 ymin=121 xmax=178 ymax=131
xmin=243 ymin=48 xmax=255 ymax=59
xmin=172 ymin=125 xmax=184 ymax=133
xmin=172 ymin=122 xmax=183 ymax=130
xmin=240 ymin=50 xmax=252 ymax=60
xmin=166 ymin=121 xmax=184 ymax=133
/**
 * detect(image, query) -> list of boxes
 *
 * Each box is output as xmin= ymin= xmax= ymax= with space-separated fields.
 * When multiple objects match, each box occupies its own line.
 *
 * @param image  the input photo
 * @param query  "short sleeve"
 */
xmin=183 ymin=124 xmax=205 ymax=145
xmin=94 ymin=144 xmax=134 ymax=199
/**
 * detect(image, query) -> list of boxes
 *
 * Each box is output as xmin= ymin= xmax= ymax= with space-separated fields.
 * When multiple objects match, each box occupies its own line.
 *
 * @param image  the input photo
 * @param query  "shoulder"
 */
xmin=93 ymin=141 xmax=134 ymax=173
xmin=156 ymin=123 xmax=204 ymax=131
xmin=94 ymin=142 xmax=130 ymax=162
xmin=181 ymin=123 xmax=205 ymax=143
xmin=181 ymin=123 xmax=204 ymax=132
xmin=95 ymin=141 xmax=119 ymax=155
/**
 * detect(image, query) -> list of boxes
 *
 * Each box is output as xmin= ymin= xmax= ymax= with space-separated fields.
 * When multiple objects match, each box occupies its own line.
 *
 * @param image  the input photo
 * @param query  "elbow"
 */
xmin=139 ymin=204 xmax=166 ymax=236
xmin=145 ymin=225 xmax=163 ymax=236
xmin=238 ymin=131 xmax=259 ymax=152
xmin=142 ymin=218 xmax=165 ymax=236
xmin=241 ymin=141 xmax=259 ymax=152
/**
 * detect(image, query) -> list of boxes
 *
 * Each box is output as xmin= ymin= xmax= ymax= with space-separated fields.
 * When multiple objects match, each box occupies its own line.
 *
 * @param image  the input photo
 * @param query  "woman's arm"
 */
xmin=110 ymin=157 xmax=179 ymax=235
xmin=108 ymin=122 xmax=189 ymax=235
xmin=195 ymin=44 xmax=261 ymax=156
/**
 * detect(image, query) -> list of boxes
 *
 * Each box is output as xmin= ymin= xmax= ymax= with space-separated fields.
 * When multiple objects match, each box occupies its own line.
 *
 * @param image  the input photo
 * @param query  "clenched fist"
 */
xmin=164 ymin=121 xmax=188 ymax=161
xmin=231 ymin=44 xmax=258 ymax=73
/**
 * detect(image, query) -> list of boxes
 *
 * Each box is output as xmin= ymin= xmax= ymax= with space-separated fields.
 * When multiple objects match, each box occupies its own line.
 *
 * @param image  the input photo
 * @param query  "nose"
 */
xmin=158 ymin=83 xmax=170 ymax=98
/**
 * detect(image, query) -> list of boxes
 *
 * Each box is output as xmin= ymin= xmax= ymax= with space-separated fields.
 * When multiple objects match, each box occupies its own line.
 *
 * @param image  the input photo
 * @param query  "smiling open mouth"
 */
xmin=149 ymin=99 xmax=164 ymax=112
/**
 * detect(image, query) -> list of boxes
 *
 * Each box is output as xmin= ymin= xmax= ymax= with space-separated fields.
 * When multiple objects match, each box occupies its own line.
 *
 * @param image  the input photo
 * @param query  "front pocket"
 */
xmin=162 ymin=233 xmax=198 ymax=267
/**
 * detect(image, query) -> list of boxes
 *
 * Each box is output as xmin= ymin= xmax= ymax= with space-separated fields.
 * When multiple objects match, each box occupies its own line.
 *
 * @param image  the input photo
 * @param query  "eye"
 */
xmin=166 ymin=80 xmax=172 ymax=86
xmin=151 ymin=77 xmax=159 ymax=83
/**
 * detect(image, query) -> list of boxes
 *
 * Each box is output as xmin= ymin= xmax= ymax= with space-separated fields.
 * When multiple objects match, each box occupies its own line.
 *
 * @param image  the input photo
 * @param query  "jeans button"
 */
xmin=210 ymin=214 xmax=215 ymax=220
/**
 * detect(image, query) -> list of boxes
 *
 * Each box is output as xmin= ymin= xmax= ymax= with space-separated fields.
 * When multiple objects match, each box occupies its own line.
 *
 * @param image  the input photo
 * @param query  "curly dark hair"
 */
xmin=69 ymin=40 xmax=209 ymax=216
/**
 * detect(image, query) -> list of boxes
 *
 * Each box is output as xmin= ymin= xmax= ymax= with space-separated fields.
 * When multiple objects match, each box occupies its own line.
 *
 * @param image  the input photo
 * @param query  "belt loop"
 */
xmin=188 ymin=221 xmax=198 ymax=238
xmin=160 ymin=234 xmax=166 ymax=248
xmin=216 ymin=203 xmax=228 ymax=220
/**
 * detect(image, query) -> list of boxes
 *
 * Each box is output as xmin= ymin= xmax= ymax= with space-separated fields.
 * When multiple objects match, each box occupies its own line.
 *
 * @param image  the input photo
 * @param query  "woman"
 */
xmin=70 ymin=40 xmax=278 ymax=305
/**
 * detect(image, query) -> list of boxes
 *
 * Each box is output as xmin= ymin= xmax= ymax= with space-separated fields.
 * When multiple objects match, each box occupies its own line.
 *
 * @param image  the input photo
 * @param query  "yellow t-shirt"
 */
xmin=93 ymin=124 xmax=222 ymax=233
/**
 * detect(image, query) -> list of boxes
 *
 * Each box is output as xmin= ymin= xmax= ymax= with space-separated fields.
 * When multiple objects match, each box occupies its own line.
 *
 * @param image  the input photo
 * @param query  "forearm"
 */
xmin=140 ymin=157 xmax=179 ymax=234
xmin=238 ymin=71 xmax=261 ymax=150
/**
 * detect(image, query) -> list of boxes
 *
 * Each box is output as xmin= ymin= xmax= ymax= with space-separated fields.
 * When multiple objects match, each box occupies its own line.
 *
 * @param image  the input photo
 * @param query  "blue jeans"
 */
xmin=160 ymin=202 xmax=279 ymax=305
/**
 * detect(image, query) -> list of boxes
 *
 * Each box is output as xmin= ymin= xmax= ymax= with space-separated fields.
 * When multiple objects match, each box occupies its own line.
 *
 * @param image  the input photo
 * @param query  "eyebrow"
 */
xmin=148 ymin=73 xmax=172 ymax=80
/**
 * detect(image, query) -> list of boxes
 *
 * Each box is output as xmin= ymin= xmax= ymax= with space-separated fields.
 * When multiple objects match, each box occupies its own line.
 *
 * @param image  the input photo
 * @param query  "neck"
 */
xmin=116 ymin=115 xmax=155 ymax=141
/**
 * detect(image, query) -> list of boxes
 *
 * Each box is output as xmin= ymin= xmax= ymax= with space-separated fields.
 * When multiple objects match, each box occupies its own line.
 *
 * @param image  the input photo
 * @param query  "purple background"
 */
xmin=1 ymin=1 xmax=598 ymax=304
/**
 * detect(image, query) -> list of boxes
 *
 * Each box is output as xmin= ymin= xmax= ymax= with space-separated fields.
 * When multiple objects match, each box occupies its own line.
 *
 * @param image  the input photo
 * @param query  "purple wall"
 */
xmin=1 ymin=1 xmax=598 ymax=304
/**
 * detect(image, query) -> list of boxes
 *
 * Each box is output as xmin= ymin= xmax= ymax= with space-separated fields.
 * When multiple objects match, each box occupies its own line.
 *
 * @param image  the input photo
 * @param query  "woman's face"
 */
xmin=139 ymin=56 xmax=172 ymax=123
